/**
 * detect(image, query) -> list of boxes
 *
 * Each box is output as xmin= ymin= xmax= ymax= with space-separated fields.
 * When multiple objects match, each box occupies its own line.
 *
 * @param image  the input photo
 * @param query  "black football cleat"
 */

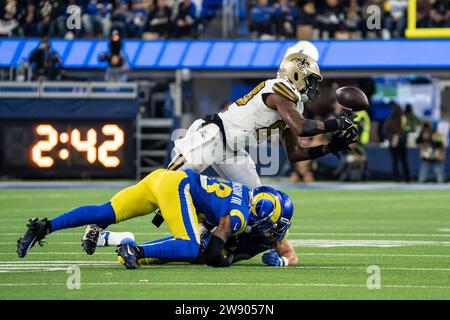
xmin=17 ymin=218 xmax=50 ymax=258
xmin=82 ymin=224 xmax=101 ymax=255
xmin=116 ymin=243 xmax=142 ymax=269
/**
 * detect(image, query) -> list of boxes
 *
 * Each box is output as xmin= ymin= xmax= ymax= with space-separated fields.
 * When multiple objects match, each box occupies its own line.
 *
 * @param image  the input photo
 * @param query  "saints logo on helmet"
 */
xmin=277 ymin=53 xmax=323 ymax=102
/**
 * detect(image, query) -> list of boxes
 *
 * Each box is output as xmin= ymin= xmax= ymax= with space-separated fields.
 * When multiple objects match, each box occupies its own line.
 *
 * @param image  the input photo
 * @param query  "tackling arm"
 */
xmin=203 ymin=215 xmax=233 ymax=267
xmin=275 ymin=240 xmax=298 ymax=266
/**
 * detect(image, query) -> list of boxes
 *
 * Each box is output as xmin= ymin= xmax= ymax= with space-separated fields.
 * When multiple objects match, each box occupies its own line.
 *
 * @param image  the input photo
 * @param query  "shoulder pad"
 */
xmin=272 ymin=80 xmax=299 ymax=104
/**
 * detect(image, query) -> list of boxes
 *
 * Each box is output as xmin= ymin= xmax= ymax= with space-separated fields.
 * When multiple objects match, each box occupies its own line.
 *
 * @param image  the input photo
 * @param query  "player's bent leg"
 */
xmin=17 ymin=202 xmax=116 ymax=258
xmin=125 ymin=171 xmax=201 ymax=265
xmin=139 ymin=236 xmax=199 ymax=261
xmin=169 ymin=120 xmax=223 ymax=173
xmin=212 ymin=150 xmax=261 ymax=189
xmin=18 ymin=172 xmax=161 ymax=258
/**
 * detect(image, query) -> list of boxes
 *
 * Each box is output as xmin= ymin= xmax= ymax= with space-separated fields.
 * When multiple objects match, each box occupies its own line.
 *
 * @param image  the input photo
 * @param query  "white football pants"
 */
xmin=168 ymin=119 xmax=261 ymax=189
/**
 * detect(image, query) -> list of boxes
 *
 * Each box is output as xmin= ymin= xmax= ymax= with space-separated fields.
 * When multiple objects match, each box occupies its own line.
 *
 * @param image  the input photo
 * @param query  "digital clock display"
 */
xmin=0 ymin=119 xmax=134 ymax=178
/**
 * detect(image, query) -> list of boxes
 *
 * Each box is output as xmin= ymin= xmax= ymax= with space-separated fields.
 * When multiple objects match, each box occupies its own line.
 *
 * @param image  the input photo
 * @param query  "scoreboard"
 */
xmin=0 ymin=119 xmax=134 ymax=178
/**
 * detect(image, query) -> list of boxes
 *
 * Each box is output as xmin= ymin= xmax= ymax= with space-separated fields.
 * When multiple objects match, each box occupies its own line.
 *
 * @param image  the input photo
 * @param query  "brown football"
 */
xmin=336 ymin=86 xmax=369 ymax=111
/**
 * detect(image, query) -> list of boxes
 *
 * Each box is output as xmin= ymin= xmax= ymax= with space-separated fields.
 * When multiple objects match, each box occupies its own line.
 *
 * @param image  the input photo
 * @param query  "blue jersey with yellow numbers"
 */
xmin=185 ymin=169 xmax=250 ymax=235
xmin=224 ymin=229 xmax=289 ymax=263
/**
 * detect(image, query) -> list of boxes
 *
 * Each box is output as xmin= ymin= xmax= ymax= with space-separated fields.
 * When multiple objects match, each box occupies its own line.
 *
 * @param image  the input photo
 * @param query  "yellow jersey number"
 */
xmin=236 ymin=82 xmax=265 ymax=106
xmin=204 ymin=178 xmax=232 ymax=198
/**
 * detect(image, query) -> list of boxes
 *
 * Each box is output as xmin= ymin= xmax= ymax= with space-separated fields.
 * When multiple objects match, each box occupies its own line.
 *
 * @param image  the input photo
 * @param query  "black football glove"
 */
xmin=336 ymin=113 xmax=358 ymax=131
xmin=327 ymin=129 xmax=358 ymax=159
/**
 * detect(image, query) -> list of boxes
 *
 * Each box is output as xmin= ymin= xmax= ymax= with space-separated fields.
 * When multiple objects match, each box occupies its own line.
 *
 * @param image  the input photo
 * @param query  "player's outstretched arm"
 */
xmin=282 ymin=127 xmax=357 ymax=162
xmin=261 ymin=240 xmax=298 ymax=267
xmin=203 ymin=215 xmax=233 ymax=267
xmin=267 ymin=94 xmax=356 ymax=137
xmin=275 ymin=239 xmax=298 ymax=266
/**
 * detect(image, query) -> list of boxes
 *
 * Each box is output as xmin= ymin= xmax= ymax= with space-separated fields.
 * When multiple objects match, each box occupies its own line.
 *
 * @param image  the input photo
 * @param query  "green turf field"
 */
xmin=0 ymin=187 xmax=449 ymax=299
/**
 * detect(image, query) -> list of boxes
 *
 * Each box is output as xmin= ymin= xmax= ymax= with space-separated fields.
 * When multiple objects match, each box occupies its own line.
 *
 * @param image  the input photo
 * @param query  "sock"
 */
xmin=139 ymin=236 xmax=199 ymax=261
xmin=49 ymin=202 xmax=116 ymax=233
xmin=98 ymin=231 xmax=135 ymax=246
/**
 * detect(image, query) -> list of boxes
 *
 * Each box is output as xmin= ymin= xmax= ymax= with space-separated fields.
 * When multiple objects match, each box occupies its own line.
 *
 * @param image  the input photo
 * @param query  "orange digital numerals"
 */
xmin=31 ymin=124 xmax=125 ymax=168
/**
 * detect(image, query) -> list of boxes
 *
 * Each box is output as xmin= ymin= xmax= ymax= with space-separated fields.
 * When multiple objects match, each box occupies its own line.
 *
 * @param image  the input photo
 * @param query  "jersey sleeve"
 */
xmin=229 ymin=209 xmax=247 ymax=235
xmin=272 ymin=80 xmax=300 ymax=104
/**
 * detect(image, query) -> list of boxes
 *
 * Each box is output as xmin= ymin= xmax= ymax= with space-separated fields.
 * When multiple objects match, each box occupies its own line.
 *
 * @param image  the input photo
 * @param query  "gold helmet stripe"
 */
xmin=273 ymin=82 xmax=299 ymax=103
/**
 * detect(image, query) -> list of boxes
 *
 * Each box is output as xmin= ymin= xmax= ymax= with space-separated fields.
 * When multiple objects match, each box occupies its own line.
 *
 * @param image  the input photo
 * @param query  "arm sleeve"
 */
xmin=204 ymin=234 xmax=232 ymax=267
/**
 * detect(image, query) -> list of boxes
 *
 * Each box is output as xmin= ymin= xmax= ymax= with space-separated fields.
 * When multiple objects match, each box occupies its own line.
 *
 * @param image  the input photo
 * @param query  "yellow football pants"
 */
xmin=110 ymin=169 xmax=200 ymax=243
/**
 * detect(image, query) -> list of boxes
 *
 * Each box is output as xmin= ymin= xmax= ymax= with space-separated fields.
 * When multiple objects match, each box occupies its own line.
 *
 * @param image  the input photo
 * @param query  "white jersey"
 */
xmin=218 ymin=78 xmax=304 ymax=150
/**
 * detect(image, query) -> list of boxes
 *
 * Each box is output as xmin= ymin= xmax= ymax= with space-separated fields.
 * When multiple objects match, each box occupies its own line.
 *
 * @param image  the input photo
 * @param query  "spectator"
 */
xmin=343 ymin=0 xmax=362 ymax=37
xmin=173 ymin=0 xmax=197 ymax=38
xmin=0 ymin=0 xmax=20 ymax=36
xmin=36 ymin=0 xmax=59 ymax=37
xmin=99 ymin=31 xmax=129 ymax=81
xmin=127 ymin=0 xmax=149 ymax=38
xmin=416 ymin=122 xmax=447 ymax=183
xmin=384 ymin=102 xmax=410 ymax=182
xmin=28 ymin=38 xmax=63 ymax=80
xmin=297 ymin=0 xmax=316 ymax=26
xmin=249 ymin=0 xmax=275 ymax=39
xmin=384 ymin=0 xmax=408 ymax=38
xmin=18 ymin=1 xmax=38 ymax=37
xmin=143 ymin=0 xmax=172 ymax=39
xmin=273 ymin=0 xmax=298 ymax=39
xmin=416 ymin=0 xmax=432 ymax=28
xmin=83 ymin=0 xmax=113 ymax=38
xmin=111 ymin=0 xmax=132 ymax=37
xmin=404 ymin=104 xmax=421 ymax=134
xmin=290 ymin=136 xmax=319 ymax=183
xmin=430 ymin=0 xmax=449 ymax=28
xmin=316 ymin=0 xmax=345 ymax=39
xmin=334 ymin=108 xmax=370 ymax=181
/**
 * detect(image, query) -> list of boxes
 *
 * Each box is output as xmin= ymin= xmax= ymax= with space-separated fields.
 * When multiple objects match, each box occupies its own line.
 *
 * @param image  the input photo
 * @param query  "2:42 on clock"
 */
xmin=31 ymin=124 xmax=125 ymax=168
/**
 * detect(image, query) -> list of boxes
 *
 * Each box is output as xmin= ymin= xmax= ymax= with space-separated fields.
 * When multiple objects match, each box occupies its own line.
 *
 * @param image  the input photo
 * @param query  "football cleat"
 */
xmin=116 ymin=243 xmax=143 ymax=269
xmin=82 ymin=224 xmax=101 ymax=255
xmin=17 ymin=218 xmax=50 ymax=258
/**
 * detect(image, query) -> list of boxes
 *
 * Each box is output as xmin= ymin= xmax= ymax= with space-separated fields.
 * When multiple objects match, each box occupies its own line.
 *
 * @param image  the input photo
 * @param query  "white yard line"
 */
xmin=2 ymin=232 xmax=450 ymax=237
xmin=0 ymin=282 xmax=448 ymax=290
xmin=289 ymin=239 xmax=450 ymax=247
xmin=1 ymin=263 xmax=448 ymax=272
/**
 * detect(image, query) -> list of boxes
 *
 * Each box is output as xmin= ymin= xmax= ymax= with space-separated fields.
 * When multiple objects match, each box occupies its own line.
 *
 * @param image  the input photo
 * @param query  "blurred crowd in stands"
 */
xmin=0 ymin=0 xmax=449 ymax=40
xmin=0 ymin=0 xmax=199 ymax=39
xmin=249 ymin=0 xmax=450 ymax=40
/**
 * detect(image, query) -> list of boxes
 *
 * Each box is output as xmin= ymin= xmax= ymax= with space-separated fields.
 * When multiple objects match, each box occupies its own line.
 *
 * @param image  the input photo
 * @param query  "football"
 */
xmin=336 ymin=86 xmax=369 ymax=111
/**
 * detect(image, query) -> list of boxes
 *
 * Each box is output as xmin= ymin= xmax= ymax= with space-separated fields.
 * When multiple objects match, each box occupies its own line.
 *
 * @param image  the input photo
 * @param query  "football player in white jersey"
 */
xmin=81 ymin=53 xmax=358 ymax=259
xmin=167 ymin=52 xmax=357 ymax=188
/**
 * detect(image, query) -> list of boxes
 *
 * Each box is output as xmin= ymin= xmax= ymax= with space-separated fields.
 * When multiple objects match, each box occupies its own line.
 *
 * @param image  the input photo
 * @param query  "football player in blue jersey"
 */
xmin=92 ymin=186 xmax=298 ymax=267
xmin=16 ymin=169 xmax=287 ymax=269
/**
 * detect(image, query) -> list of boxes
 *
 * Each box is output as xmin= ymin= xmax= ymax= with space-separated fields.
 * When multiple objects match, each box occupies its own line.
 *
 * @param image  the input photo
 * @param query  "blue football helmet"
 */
xmin=248 ymin=186 xmax=294 ymax=242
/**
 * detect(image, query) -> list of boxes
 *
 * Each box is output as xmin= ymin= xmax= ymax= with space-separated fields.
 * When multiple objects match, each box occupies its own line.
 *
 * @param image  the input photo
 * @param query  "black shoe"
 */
xmin=17 ymin=218 xmax=50 ymax=258
xmin=82 ymin=224 xmax=101 ymax=255
xmin=116 ymin=243 xmax=142 ymax=269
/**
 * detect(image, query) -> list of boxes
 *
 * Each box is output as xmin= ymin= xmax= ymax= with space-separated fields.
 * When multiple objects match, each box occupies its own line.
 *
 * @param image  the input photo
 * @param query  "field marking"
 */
xmin=2 ymin=232 xmax=450 ymax=238
xmin=1 ymin=238 xmax=450 ymax=248
xmin=1 ymin=262 xmax=449 ymax=273
xmin=437 ymin=228 xmax=450 ymax=233
xmin=0 ymin=281 xmax=448 ymax=290
xmin=289 ymin=239 xmax=450 ymax=247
